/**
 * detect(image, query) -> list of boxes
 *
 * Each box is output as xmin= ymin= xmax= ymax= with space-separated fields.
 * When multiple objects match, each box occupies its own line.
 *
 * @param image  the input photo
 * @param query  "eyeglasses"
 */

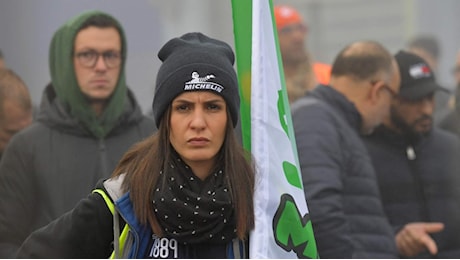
xmin=371 ymin=80 xmax=398 ymax=98
xmin=381 ymin=84 xmax=398 ymax=98
xmin=74 ymin=50 xmax=122 ymax=68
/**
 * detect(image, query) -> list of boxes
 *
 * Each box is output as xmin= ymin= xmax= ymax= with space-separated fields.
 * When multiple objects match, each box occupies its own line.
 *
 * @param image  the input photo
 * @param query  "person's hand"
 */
xmin=396 ymin=222 xmax=444 ymax=257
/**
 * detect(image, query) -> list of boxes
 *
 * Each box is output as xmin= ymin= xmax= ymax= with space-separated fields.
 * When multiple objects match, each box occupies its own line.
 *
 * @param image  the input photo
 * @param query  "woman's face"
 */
xmin=169 ymin=91 xmax=227 ymax=174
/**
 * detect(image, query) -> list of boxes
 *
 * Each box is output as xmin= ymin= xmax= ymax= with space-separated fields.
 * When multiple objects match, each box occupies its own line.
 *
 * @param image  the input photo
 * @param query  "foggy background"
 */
xmin=1 ymin=0 xmax=460 ymax=113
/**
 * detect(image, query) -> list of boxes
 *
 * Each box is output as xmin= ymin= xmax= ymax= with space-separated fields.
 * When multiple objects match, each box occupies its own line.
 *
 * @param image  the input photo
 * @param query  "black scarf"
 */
xmin=153 ymin=158 xmax=237 ymax=244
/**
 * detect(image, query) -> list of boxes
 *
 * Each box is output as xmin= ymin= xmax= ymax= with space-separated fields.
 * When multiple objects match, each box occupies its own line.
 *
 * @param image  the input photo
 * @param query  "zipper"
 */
xmin=99 ymin=138 xmax=108 ymax=176
xmin=406 ymin=145 xmax=430 ymax=222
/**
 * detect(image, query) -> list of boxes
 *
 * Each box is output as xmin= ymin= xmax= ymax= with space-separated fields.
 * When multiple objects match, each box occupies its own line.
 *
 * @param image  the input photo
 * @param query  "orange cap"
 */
xmin=274 ymin=5 xmax=304 ymax=30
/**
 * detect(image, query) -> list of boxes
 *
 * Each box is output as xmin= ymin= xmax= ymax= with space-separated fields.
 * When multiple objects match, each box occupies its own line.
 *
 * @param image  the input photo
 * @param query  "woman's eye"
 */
xmin=175 ymin=104 xmax=190 ymax=111
xmin=207 ymin=104 xmax=221 ymax=110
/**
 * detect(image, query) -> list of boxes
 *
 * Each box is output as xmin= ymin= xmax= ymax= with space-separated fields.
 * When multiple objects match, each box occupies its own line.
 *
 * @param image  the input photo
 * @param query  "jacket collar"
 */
xmin=37 ymin=84 xmax=145 ymax=138
xmin=115 ymin=192 xmax=152 ymax=258
xmin=370 ymin=124 xmax=430 ymax=148
xmin=309 ymin=84 xmax=363 ymax=133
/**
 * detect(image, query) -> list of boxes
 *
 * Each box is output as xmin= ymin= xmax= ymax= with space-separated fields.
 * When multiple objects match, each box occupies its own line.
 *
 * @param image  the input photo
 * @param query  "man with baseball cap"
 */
xmin=363 ymin=50 xmax=460 ymax=258
xmin=274 ymin=5 xmax=331 ymax=103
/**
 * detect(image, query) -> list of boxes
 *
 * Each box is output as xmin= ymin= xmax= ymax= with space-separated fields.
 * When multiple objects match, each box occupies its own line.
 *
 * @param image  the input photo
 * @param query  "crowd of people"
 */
xmin=0 ymin=4 xmax=460 ymax=259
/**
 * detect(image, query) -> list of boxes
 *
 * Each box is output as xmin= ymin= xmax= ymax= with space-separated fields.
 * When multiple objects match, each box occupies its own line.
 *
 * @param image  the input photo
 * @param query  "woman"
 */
xmin=16 ymin=32 xmax=255 ymax=258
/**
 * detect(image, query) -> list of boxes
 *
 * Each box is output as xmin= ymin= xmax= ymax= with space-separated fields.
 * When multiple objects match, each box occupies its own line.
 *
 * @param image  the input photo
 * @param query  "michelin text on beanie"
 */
xmin=152 ymin=32 xmax=240 ymax=128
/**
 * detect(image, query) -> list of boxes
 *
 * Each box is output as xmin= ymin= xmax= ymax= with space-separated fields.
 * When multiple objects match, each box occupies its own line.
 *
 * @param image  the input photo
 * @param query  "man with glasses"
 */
xmin=363 ymin=50 xmax=460 ymax=258
xmin=274 ymin=5 xmax=331 ymax=103
xmin=291 ymin=40 xmax=400 ymax=258
xmin=0 ymin=11 xmax=154 ymax=257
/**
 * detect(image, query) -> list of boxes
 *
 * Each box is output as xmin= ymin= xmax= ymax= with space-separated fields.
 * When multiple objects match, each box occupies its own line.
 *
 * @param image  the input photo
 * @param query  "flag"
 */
xmin=231 ymin=0 xmax=318 ymax=258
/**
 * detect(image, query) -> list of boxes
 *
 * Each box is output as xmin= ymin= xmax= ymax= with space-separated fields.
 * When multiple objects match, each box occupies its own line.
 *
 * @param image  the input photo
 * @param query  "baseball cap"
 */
xmin=394 ymin=50 xmax=448 ymax=100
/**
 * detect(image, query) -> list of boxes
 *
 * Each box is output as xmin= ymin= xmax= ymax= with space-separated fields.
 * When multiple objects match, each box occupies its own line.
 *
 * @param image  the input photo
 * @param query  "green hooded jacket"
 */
xmin=49 ymin=10 xmax=128 ymax=138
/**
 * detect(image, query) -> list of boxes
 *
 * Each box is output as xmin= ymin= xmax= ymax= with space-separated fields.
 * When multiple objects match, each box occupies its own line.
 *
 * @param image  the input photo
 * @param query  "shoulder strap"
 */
xmin=227 ymin=239 xmax=248 ymax=259
xmin=92 ymin=174 xmax=129 ymax=259
xmin=93 ymin=189 xmax=115 ymax=214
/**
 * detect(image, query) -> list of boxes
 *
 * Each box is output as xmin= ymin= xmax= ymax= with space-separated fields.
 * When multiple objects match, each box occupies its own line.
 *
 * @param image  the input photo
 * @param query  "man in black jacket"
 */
xmin=0 ymin=11 xmax=155 ymax=257
xmin=363 ymin=50 xmax=460 ymax=258
xmin=291 ymin=41 xmax=400 ymax=258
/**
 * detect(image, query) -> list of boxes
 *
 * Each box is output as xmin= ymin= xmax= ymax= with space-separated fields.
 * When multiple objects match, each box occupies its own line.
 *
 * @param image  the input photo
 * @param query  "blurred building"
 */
xmin=1 ymin=0 xmax=460 ymax=112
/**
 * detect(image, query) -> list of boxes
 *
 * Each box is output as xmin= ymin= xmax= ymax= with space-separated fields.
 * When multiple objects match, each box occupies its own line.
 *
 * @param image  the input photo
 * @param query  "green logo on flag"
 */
xmin=273 ymin=194 xmax=318 ymax=259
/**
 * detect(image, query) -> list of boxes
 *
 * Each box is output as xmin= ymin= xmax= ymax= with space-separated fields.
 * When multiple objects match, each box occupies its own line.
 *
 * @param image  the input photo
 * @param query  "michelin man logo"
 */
xmin=184 ymin=71 xmax=224 ymax=93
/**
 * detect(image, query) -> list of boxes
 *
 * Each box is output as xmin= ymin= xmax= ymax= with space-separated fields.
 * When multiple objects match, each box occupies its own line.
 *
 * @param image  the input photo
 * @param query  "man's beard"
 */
xmin=282 ymin=48 xmax=308 ymax=66
xmin=390 ymin=107 xmax=432 ymax=143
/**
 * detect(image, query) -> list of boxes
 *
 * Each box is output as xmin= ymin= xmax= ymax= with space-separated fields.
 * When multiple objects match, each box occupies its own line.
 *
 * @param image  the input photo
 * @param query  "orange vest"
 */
xmin=313 ymin=62 xmax=331 ymax=85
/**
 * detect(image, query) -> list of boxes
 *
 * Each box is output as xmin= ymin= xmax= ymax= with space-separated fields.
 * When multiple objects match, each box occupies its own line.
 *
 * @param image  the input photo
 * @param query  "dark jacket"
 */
xmin=363 ymin=125 xmax=460 ymax=258
xmin=0 ymin=85 xmax=154 ymax=257
xmin=15 ymin=176 xmax=247 ymax=258
xmin=291 ymin=85 xmax=398 ymax=258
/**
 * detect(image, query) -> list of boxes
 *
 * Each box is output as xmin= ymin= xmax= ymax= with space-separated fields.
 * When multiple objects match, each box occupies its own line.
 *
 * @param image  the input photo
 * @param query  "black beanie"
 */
xmin=152 ymin=32 xmax=240 ymax=128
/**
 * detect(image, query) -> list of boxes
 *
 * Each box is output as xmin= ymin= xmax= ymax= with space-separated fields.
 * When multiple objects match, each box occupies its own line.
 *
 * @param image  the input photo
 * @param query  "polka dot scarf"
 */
xmin=153 ymin=158 xmax=237 ymax=244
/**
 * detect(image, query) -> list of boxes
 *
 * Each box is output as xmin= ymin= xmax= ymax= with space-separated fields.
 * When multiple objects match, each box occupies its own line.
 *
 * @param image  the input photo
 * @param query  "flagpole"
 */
xmin=232 ymin=0 xmax=318 ymax=258
xmin=231 ymin=0 xmax=252 ymax=151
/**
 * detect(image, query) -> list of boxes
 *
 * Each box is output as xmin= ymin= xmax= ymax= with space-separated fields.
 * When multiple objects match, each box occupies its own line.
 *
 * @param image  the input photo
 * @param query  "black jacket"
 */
xmin=291 ymin=85 xmax=398 ymax=258
xmin=363 ymin=125 xmax=460 ymax=258
xmin=16 ymin=177 xmax=247 ymax=258
xmin=0 ymin=85 xmax=155 ymax=257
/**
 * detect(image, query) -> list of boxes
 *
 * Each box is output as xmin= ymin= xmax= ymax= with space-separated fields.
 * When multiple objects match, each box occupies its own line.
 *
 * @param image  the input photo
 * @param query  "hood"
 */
xmin=48 ymin=10 xmax=128 ymax=138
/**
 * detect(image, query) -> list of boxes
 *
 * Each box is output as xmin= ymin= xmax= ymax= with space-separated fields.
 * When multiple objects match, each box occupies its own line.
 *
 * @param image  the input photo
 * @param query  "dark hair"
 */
xmin=331 ymin=41 xmax=394 ymax=82
xmin=78 ymin=14 xmax=121 ymax=31
xmin=407 ymin=35 xmax=440 ymax=59
xmin=112 ymin=106 xmax=255 ymax=240
xmin=0 ymin=69 xmax=32 ymax=120
xmin=0 ymin=49 xmax=3 ymax=59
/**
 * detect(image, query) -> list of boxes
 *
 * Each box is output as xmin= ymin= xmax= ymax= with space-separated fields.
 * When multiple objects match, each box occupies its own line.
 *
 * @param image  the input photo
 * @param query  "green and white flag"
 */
xmin=232 ymin=0 xmax=318 ymax=258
